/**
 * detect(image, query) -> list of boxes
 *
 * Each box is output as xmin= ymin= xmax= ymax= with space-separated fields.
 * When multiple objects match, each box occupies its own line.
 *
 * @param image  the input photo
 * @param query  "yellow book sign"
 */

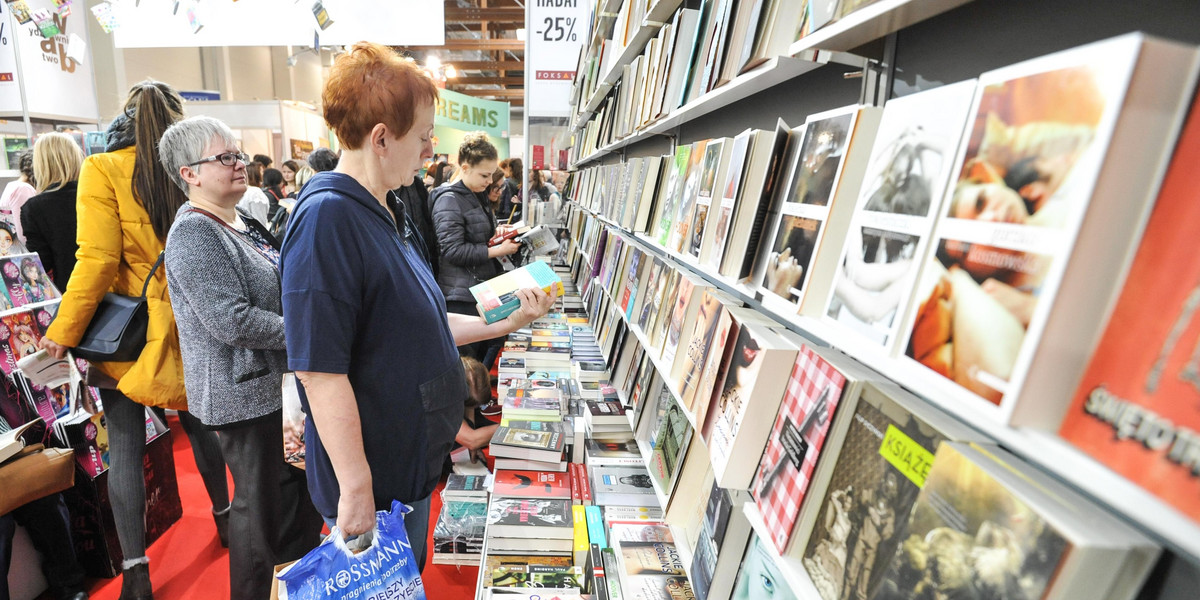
xmin=879 ymin=424 xmax=935 ymax=488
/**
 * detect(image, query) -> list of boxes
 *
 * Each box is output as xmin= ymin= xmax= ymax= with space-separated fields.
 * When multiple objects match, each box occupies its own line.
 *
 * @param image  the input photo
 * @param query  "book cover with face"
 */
xmin=901 ymin=39 xmax=1139 ymax=410
xmin=732 ymin=535 xmax=800 ymax=600
xmin=760 ymin=110 xmax=856 ymax=309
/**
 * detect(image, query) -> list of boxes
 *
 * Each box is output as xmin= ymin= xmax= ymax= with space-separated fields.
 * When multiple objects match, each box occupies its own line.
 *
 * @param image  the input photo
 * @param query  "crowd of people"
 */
xmin=2 ymin=41 xmax=557 ymax=600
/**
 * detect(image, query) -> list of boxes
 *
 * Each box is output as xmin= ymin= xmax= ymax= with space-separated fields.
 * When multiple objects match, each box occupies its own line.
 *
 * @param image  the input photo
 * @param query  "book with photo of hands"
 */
xmin=820 ymin=80 xmax=978 ymax=359
xmin=591 ymin=465 xmax=659 ymax=507
xmin=487 ymin=497 xmax=575 ymax=540
xmin=757 ymin=105 xmax=883 ymax=319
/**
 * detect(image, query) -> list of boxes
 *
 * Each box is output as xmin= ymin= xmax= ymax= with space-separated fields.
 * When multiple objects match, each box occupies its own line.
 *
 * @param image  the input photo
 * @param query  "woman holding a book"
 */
xmin=280 ymin=42 xmax=555 ymax=570
xmin=431 ymin=132 xmax=522 ymax=365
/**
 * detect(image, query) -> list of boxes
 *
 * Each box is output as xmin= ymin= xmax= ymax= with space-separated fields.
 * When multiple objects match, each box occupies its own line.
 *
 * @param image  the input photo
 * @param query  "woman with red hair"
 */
xmin=279 ymin=42 xmax=554 ymax=570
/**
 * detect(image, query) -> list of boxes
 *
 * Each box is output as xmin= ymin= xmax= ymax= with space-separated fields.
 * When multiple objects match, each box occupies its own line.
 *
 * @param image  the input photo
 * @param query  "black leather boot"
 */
xmin=118 ymin=562 xmax=153 ymax=600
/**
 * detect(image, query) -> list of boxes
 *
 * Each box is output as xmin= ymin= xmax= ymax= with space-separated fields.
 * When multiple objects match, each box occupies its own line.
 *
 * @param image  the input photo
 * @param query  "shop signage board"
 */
xmin=434 ymin=87 xmax=511 ymax=159
xmin=0 ymin=7 xmax=98 ymax=123
xmin=110 ymin=0 xmax=444 ymax=48
xmin=526 ymin=0 xmax=589 ymax=117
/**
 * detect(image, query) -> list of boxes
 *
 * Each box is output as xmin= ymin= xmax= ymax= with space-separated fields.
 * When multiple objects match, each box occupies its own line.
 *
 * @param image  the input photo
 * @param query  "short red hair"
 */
xmin=322 ymin=42 xmax=439 ymax=150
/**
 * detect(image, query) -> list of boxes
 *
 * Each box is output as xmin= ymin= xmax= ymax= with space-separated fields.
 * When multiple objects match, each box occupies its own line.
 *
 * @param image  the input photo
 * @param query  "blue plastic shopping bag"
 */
xmin=278 ymin=500 xmax=426 ymax=600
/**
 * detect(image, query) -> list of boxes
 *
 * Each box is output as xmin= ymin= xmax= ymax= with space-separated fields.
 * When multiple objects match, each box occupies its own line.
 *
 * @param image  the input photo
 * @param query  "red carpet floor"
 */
xmin=82 ymin=414 xmax=479 ymax=600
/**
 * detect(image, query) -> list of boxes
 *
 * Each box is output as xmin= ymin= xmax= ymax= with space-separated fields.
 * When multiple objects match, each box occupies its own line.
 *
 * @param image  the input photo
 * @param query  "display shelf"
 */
xmin=630 ymin=439 xmax=697 ymax=577
xmin=741 ymin=503 xmax=822 ymax=600
xmin=571 ymin=204 xmax=1200 ymax=564
xmin=645 ymin=0 xmax=684 ymax=26
xmin=571 ymin=55 xmax=829 ymax=170
xmin=583 ymin=21 xmax=667 ymax=116
xmin=788 ymin=0 xmax=975 ymax=56
xmin=635 ymin=438 xmax=673 ymax=511
xmin=589 ymin=251 xmax=701 ymax=432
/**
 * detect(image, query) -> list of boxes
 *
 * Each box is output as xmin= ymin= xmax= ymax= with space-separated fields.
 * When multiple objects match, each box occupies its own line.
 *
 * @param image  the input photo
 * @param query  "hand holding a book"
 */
xmin=505 ymin=286 xmax=558 ymax=332
xmin=38 ymin=337 xmax=68 ymax=360
xmin=488 ymin=238 xmax=521 ymax=258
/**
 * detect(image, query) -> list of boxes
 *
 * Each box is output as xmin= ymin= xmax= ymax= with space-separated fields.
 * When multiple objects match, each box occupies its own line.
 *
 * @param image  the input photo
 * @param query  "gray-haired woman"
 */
xmin=158 ymin=116 xmax=296 ymax=600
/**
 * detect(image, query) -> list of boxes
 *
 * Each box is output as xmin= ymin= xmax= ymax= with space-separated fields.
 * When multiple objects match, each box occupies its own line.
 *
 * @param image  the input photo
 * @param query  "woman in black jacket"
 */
xmin=22 ymin=132 xmax=83 ymax=291
xmin=431 ymin=132 xmax=520 ymax=361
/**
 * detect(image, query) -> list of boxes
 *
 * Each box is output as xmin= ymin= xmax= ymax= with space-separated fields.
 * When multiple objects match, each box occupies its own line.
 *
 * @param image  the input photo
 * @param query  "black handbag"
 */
xmin=72 ymin=252 xmax=164 ymax=363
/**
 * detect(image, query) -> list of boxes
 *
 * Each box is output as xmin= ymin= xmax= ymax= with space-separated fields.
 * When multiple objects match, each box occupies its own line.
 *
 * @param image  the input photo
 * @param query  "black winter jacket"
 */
xmin=22 ymin=181 xmax=79 ymax=292
xmin=431 ymin=180 xmax=498 ymax=303
xmin=395 ymin=177 xmax=438 ymax=279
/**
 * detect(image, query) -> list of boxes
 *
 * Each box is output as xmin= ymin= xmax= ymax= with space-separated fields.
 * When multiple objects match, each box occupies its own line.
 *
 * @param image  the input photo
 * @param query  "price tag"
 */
xmin=879 ymin=424 xmax=935 ymax=488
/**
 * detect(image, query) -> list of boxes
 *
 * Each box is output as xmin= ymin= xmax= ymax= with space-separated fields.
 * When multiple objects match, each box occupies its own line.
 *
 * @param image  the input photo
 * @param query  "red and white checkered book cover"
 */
xmin=752 ymin=346 xmax=848 ymax=554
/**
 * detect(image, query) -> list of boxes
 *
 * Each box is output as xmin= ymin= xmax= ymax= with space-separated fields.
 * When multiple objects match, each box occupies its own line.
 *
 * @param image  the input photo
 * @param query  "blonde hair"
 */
xmin=295 ymin=165 xmax=315 ymax=190
xmin=32 ymin=132 xmax=83 ymax=193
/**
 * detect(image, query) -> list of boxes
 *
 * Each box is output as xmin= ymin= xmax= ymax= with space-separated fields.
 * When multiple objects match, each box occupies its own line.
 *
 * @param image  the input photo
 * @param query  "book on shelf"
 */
xmin=495 ymin=457 xmax=569 ymax=473
xmin=720 ymin=120 xmax=793 ymax=281
xmin=672 ymin=289 xmax=729 ymax=412
xmin=897 ymin=33 xmax=1200 ymax=426
xmin=585 ymin=505 xmax=607 ymax=547
xmin=647 ymin=269 xmax=683 ymax=351
xmin=634 ymin=156 xmax=666 ymax=233
xmin=648 ymin=393 xmax=693 ymax=499
xmin=652 ymin=145 xmax=693 ymax=249
xmin=703 ymin=322 xmax=801 ymax=490
xmin=668 ymin=139 xmax=710 ymax=253
xmin=873 ymin=442 xmax=1158 ymax=600
xmin=591 ymin=465 xmax=660 ymax=507
xmin=1056 ymin=80 xmax=1200 ymax=525
xmin=798 ymin=379 xmax=982 ymax=600
xmin=432 ymin=498 xmax=486 ymax=563
xmin=701 ymin=130 xmax=752 ymax=269
xmin=757 ymin=104 xmax=883 ymax=319
xmin=612 ymin=538 xmax=692 ymax=600
xmin=819 ymin=79 xmax=978 ymax=358
xmin=501 ymin=393 xmax=565 ymax=423
xmin=750 ymin=345 xmax=877 ymax=554
xmin=487 ymin=497 xmax=575 ymax=540
xmin=586 ymin=399 xmax=628 ymax=426
xmin=572 ymin=504 xmax=589 ymax=566
xmin=690 ymin=481 xmax=752 ymax=600
xmin=490 ymin=564 xmax=586 ymax=590
xmin=732 ymin=534 xmax=802 ymax=600
xmin=608 ymin=522 xmax=674 ymax=544
xmin=493 ymin=469 xmax=572 ymax=500
xmin=686 ymin=137 xmax=734 ymax=261
xmin=587 ymin=544 xmax=609 ymax=600
xmin=604 ymin=505 xmax=665 ymax=523
xmin=472 ymin=261 xmax=565 ymax=324
xmin=740 ymin=0 xmax=806 ymax=74
xmin=659 ymin=273 xmax=709 ymax=375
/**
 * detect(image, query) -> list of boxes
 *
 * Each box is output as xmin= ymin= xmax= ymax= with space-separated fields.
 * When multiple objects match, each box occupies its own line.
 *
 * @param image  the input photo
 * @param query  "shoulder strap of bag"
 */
xmin=140 ymin=252 xmax=165 ymax=300
xmin=187 ymin=207 xmax=281 ymax=262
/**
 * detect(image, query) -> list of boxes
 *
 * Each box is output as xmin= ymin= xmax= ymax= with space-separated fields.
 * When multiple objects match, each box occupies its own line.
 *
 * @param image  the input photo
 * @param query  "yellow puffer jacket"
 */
xmin=45 ymin=146 xmax=187 ymax=410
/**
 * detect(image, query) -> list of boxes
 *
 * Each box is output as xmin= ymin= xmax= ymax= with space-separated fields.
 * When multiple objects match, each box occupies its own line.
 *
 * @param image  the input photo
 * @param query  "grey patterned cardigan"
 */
xmin=165 ymin=204 xmax=287 ymax=428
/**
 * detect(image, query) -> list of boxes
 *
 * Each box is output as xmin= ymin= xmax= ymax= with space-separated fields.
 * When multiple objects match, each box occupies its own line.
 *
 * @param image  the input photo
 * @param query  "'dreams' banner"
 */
xmin=435 ymin=88 xmax=510 ymax=159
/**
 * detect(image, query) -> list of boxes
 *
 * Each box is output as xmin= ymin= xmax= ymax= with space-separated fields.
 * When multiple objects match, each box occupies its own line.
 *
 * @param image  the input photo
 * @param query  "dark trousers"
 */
xmin=102 ymin=389 xmax=228 ymax=561
xmin=218 ymin=416 xmax=283 ymax=600
xmin=0 ymin=494 xmax=85 ymax=600
xmin=277 ymin=463 xmax=323 ymax=563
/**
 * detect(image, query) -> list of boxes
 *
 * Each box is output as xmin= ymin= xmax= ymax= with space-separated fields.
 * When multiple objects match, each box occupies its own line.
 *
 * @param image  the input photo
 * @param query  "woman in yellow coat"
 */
xmin=40 ymin=81 xmax=230 ymax=600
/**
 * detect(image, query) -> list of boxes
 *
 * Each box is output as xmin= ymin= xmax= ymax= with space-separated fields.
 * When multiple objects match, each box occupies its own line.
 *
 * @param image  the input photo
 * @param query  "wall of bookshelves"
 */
xmin=560 ymin=0 xmax=1200 ymax=597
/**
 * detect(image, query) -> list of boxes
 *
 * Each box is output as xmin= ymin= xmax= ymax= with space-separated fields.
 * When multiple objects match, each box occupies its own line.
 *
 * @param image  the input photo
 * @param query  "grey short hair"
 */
xmin=158 ymin=116 xmax=239 ymax=193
